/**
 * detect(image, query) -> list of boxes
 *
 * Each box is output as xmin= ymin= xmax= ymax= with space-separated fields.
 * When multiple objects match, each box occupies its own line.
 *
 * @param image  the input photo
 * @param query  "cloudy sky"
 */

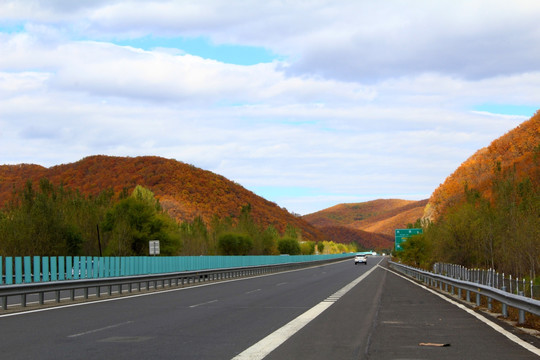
xmin=1 ymin=1 xmax=539 ymax=215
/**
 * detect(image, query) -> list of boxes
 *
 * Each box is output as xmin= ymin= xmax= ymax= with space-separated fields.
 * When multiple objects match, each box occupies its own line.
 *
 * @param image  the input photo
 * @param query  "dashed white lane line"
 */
xmin=232 ymin=259 xmax=382 ymax=360
xmin=246 ymin=289 xmax=262 ymax=294
xmin=68 ymin=321 xmax=134 ymax=338
xmin=189 ymin=299 xmax=218 ymax=308
xmin=381 ymin=265 xmax=540 ymax=357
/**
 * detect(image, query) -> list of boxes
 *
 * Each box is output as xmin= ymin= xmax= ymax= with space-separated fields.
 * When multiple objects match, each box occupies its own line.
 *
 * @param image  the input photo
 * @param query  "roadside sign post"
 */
xmin=394 ymin=229 xmax=422 ymax=251
xmin=149 ymin=240 xmax=160 ymax=256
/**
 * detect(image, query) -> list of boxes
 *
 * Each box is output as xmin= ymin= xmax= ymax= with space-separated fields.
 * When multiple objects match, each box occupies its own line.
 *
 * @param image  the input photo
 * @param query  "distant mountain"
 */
xmin=302 ymin=199 xmax=428 ymax=250
xmin=425 ymin=112 xmax=539 ymax=220
xmin=317 ymin=226 xmax=394 ymax=251
xmin=0 ymin=156 xmax=325 ymax=242
xmin=303 ymin=199 xmax=427 ymax=234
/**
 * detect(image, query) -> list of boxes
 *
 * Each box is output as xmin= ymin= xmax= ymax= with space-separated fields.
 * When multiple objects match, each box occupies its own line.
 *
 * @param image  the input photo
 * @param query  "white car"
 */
xmin=354 ymin=254 xmax=367 ymax=265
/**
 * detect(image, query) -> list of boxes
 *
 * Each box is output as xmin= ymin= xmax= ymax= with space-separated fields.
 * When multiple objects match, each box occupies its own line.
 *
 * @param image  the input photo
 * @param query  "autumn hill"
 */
xmin=425 ymin=112 xmax=540 ymax=220
xmin=302 ymin=199 xmax=428 ymax=250
xmin=0 ymin=155 xmax=329 ymax=242
xmin=0 ymin=156 xmax=428 ymax=251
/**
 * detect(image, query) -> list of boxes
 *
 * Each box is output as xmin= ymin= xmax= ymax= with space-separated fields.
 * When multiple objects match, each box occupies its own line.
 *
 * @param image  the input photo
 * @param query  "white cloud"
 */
xmin=0 ymin=1 xmax=538 ymax=214
xmin=4 ymin=1 xmax=540 ymax=80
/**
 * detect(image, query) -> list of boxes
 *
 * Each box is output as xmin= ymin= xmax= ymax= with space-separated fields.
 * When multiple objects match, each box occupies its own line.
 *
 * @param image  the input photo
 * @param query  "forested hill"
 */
xmin=317 ymin=226 xmax=394 ymax=251
xmin=303 ymin=199 xmax=428 ymax=235
xmin=302 ymin=199 xmax=428 ymax=251
xmin=425 ymin=112 xmax=540 ymax=220
xmin=0 ymin=156 xmax=325 ymax=242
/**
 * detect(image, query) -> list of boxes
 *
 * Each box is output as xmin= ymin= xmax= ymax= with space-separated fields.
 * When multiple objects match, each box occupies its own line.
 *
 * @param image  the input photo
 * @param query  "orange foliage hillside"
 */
xmin=425 ymin=112 xmax=540 ymax=220
xmin=303 ymin=199 xmax=428 ymax=236
xmin=302 ymin=199 xmax=427 ymax=250
xmin=0 ymin=156 xmax=325 ymax=242
xmin=318 ymin=226 xmax=394 ymax=251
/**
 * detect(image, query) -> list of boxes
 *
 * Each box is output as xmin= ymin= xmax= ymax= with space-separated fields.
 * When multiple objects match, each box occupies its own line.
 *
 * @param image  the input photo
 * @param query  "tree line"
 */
xmin=0 ymin=179 xmax=356 ymax=257
xmin=398 ymin=165 xmax=539 ymax=281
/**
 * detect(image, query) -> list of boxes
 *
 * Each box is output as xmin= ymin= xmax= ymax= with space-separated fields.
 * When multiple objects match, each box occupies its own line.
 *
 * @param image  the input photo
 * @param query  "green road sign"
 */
xmin=395 ymin=228 xmax=423 ymax=251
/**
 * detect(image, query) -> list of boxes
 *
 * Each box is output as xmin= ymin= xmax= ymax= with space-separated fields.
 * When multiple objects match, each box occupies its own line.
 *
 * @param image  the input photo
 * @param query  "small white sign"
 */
xmin=149 ymin=240 xmax=160 ymax=255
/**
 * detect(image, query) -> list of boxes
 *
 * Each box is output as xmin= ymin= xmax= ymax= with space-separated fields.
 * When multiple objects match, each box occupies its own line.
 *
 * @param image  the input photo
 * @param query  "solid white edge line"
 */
xmin=381 ymin=265 xmax=540 ymax=357
xmin=232 ymin=258 xmax=383 ymax=360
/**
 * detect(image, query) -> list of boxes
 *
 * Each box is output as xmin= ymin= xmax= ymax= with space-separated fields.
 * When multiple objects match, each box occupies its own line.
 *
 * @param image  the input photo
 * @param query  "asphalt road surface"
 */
xmin=1 ymin=257 xmax=538 ymax=359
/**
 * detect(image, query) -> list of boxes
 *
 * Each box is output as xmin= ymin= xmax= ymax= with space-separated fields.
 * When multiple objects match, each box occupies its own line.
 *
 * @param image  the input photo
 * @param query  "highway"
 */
xmin=1 ymin=257 xmax=538 ymax=359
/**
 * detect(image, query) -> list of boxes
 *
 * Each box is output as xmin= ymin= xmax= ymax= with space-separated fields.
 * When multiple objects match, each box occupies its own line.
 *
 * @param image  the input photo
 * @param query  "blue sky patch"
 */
xmin=0 ymin=24 xmax=25 ymax=33
xmin=251 ymin=186 xmax=320 ymax=199
xmin=111 ymin=36 xmax=280 ymax=65
xmin=473 ymin=104 xmax=538 ymax=117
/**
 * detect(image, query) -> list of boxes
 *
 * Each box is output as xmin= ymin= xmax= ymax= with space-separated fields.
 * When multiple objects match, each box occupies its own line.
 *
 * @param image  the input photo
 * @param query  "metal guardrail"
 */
xmin=389 ymin=261 xmax=540 ymax=324
xmin=432 ymin=262 xmax=539 ymax=299
xmin=0 ymin=256 xmax=351 ymax=311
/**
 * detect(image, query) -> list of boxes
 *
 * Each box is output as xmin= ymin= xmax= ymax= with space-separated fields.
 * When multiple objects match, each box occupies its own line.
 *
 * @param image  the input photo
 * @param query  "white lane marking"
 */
xmin=276 ymin=282 xmax=287 ymax=287
xmin=68 ymin=321 xmax=134 ymax=338
xmin=246 ymin=289 xmax=261 ymax=294
xmin=381 ymin=265 xmax=540 ymax=357
xmin=189 ymin=299 xmax=218 ymax=308
xmin=232 ymin=259 xmax=382 ymax=360
xmin=0 ymin=258 xmax=353 ymax=318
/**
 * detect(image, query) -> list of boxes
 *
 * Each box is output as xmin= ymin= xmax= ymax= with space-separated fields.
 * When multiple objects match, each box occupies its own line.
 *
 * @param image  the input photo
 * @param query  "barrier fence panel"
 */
xmin=42 ymin=257 xmax=49 ymax=282
xmin=15 ymin=257 xmax=22 ymax=284
xmin=6 ymin=257 xmax=13 ymax=285
xmin=24 ymin=257 xmax=32 ymax=283
xmin=0 ymin=254 xmax=351 ymax=284
xmin=51 ymin=257 xmax=57 ymax=281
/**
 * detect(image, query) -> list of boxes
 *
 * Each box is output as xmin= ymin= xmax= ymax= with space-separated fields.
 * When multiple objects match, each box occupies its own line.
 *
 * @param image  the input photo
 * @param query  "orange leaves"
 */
xmin=427 ymin=113 xmax=540 ymax=220
xmin=0 ymin=155 xmax=326 ymax=243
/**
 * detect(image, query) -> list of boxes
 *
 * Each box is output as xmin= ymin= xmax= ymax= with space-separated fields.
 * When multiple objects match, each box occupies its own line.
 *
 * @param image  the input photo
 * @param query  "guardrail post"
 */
xmin=476 ymin=290 xmax=481 ymax=307
xmin=466 ymin=289 xmax=471 ymax=302
xmin=518 ymin=291 xmax=525 ymax=324
xmin=501 ymin=286 xmax=508 ymax=317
